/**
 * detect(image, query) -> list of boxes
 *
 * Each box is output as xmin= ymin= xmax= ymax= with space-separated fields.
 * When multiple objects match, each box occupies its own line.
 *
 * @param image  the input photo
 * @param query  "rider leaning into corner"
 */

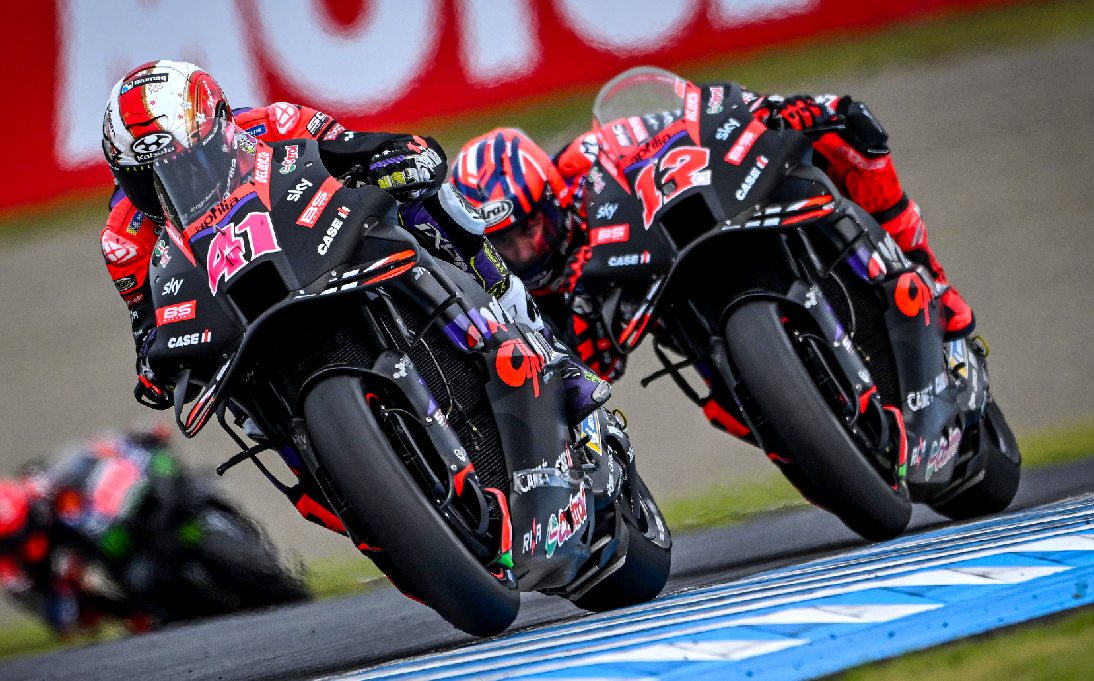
xmin=99 ymin=60 xmax=611 ymax=531
xmin=450 ymin=69 xmax=976 ymax=398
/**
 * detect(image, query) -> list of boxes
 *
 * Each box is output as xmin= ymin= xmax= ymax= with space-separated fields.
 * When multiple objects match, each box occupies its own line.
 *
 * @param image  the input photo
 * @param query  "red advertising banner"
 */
xmin=4 ymin=0 xmax=1014 ymax=214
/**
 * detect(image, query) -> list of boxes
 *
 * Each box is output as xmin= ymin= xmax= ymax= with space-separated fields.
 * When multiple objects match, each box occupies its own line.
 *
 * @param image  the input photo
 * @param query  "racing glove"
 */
xmin=134 ymin=329 xmax=172 ymax=410
xmin=367 ymin=136 xmax=446 ymax=201
xmin=770 ymin=95 xmax=837 ymax=133
xmin=568 ymin=295 xmax=627 ymax=383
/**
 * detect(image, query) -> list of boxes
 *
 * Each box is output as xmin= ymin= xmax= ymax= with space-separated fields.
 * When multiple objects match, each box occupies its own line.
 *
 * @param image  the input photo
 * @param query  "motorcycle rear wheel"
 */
xmin=931 ymin=399 xmax=1021 ymax=520
xmin=192 ymin=503 xmax=310 ymax=609
xmin=725 ymin=300 xmax=912 ymax=541
xmin=304 ymin=374 xmax=520 ymax=637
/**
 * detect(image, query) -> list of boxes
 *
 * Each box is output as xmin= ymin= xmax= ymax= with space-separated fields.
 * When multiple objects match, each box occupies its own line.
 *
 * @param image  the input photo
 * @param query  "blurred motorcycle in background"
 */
xmin=0 ymin=428 xmax=307 ymax=636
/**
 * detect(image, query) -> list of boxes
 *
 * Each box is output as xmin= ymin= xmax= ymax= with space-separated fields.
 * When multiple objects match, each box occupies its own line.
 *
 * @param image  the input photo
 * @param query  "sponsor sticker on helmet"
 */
xmin=131 ymin=132 xmax=175 ymax=163
xmin=480 ymin=199 xmax=514 ymax=227
xmin=120 ymin=73 xmax=168 ymax=94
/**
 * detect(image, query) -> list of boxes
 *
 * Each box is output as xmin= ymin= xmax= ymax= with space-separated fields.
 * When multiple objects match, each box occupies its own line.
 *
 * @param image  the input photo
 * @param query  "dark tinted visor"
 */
xmin=489 ymin=201 xmax=564 ymax=276
xmin=152 ymin=119 xmax=255 ymax=229
xmin=110 ymin=164 xmax=163 ymax=221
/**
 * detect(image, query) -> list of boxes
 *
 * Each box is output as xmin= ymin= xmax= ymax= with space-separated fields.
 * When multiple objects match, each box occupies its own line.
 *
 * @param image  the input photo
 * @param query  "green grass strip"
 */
xmin=1017 ymin=417 xmax=1094 ymax=468
xmin=0 ymin=620 xmax=61 ymax=661
xmin=659 ymin=474 xmax=809 ymax=534
xmin=838 ymin=604 xmax=1094 ymax=680
xmin=306 ymin=555 xmax=385 ymax=600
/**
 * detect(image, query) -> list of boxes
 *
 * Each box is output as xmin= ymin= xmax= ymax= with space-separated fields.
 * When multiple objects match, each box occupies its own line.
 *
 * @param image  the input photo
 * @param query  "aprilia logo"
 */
xmin=156 ymin=300 xmax=196 ymax=325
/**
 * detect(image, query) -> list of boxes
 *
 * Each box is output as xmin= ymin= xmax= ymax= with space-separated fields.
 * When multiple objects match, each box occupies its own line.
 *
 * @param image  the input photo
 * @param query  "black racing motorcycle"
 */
xmin=18 ymin=435 xmax=308 ymax=631
xmin=573 ymin=67 xmax=1020 ymax=540
xmin=141 ymin=115 xmax=669 ymax=636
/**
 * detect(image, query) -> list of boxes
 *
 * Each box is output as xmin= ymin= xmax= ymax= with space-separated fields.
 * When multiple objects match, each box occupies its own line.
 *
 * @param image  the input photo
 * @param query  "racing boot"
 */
xmin=498 ymin=277 xmax=610 ymax=425
xmin=880 ymin=199 xmax=974 ymax=339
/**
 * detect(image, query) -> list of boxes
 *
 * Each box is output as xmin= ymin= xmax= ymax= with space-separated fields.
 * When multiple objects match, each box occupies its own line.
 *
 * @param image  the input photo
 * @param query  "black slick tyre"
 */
xmin=304 ymin=374 xmax=519 ymax=637
xmin=195 ymin=504 xmax=310 ymax=608
xmin=932 ymin=400 xmax=1021 ymax=520
xmin=725 ymin=300 xmax=911 ymax=540
xmin=573 ymin=475 xmax=671 ymax=612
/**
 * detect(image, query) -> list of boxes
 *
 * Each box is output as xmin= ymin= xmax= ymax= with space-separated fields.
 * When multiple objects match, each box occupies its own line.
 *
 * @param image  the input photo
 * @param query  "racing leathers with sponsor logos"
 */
xmin=453 ymin=86 xmax=974 ymax=391
xmin=102 ymin=104 xmax=604 ymax=420
xmin=102 ymin=62 xmax=610 ymax=543
xmin=102 ymin=100 xmax=473 ymax=358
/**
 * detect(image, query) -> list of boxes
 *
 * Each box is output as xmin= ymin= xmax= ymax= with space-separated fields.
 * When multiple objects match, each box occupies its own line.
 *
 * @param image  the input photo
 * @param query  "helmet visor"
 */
xmin=489 ymin=201 xmax=564 ymax=277
xmin=152 ymin=118 xmax=256 ymax=229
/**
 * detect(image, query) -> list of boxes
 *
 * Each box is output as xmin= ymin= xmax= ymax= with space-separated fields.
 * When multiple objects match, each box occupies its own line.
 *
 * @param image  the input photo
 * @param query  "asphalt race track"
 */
xmin=4 ymin=457 xmax=1094 ymax=681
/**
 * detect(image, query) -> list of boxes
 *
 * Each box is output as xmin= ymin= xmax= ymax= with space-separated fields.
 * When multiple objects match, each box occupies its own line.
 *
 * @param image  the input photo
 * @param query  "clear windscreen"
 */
xmin=593 ymin=67 xmax=686 ymax=163
xmin=153 ymin=118 xmax=257 ymax=229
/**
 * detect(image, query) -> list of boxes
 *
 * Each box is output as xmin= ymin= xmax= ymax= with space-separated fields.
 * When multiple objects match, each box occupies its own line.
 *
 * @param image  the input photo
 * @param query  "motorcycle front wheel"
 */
xmin=725 ymin=300 xmax=912 ymax=541
xmin=304 ymin=374 xmax=520 ymax=637
xmin=573 ymin=473 xmax=671 ymax=612
xmin=931 ymin=399 xmax=1021 ymax=520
